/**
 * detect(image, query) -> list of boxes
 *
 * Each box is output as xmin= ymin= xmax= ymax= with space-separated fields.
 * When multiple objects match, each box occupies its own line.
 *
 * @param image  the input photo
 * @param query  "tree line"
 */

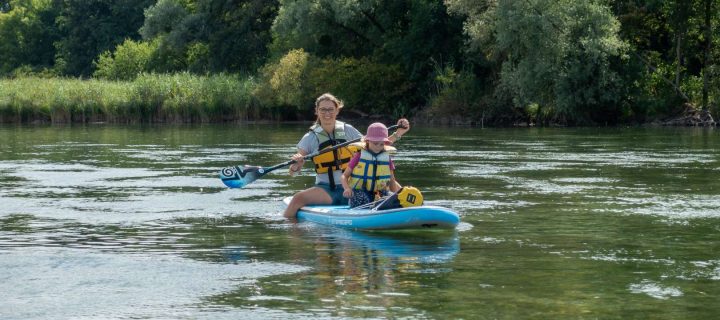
xmin=0 ymin=0 xmax=718 ymax=125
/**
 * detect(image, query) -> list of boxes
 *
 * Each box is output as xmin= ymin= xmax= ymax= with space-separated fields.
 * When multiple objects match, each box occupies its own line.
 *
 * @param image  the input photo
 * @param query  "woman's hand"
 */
xmin=343 ymin=188 xmax=353 ymax=198
xmin=289 ymin=153 xmax=305 ymax=176
xmin=291 ymin=153 xmax=305 ymax=163
xmin=394 ymin=118 xmax=410 ymax=140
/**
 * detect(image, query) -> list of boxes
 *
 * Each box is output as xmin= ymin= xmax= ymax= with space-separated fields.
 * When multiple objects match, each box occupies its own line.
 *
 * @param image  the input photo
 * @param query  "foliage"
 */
xmin=134 ymin=0 xmax=192 ymax=73
xmin=139 ymin=0 xmax=189 ymax=40
xmin=0 ymin=76 xmax=131 ymax=122
xmin=197 ymin=0 xmax=279 ymax=73
xmin=0 ymin=0 xmax=59 ymax=76
xmin=255 ymin=49 xmax=314 ymax=109
xmin=0 ymin=0 xmax=718 ymax=124
xmin=138 ymin=0 xmax=279 ymax=74
xmin=54 ymin=0 xmax=155 ymax=77
xmin=449 ymin=0 xmax=628 ymax=125
xmin=309 ymin=57 xmax=413 ymax=116
xmin=255 ymin=49 xmax=413 ymax=117
xmin=271 ymin=0 xmax=464 ymax=105
xmin=612 ymin=0 xmax=719 ymax=119
xmin=94 ymin=39 xmax=158 ymax=80
xmin=0 ymin=74 xmax=257 ymax=123
xmin=427 ymin=67 xmax=486 ymax=120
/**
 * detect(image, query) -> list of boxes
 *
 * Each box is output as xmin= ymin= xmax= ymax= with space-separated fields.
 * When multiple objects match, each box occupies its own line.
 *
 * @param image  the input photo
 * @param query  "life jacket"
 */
xmin=349 ymin=148 xmax=392 ymax=192
xmin=310 ymin=121 xmax=354 ymax=189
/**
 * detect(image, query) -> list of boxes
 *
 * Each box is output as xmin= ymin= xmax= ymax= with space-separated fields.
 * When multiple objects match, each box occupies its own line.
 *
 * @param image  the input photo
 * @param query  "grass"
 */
xmin=0 ymin=73 xmax=259 ymax=123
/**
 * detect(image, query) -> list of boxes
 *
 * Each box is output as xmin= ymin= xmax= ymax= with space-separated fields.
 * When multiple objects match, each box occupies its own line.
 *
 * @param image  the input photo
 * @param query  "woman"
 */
xmin=283 ymin=93 xmax=410 ymax=218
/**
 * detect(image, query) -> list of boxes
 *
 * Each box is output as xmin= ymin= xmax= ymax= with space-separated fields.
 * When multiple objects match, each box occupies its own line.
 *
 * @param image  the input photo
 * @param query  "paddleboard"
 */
xmin=283 ymin=196 xmax=460 ymax=230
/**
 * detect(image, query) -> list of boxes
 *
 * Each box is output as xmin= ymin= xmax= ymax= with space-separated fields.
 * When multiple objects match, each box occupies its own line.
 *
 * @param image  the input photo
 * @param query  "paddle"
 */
xmin=219 ymin=124 xmax=401 ymax=188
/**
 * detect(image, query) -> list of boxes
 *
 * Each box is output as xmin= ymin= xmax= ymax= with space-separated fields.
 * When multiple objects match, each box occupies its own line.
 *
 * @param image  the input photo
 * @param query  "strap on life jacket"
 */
xmin=310 ymin=121 xmax=350 ymax=189
xmin=349 ymin=149 xmax=392 ymax=192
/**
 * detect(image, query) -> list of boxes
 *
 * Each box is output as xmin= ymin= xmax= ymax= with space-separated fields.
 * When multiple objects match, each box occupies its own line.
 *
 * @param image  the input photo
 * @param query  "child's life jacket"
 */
xmin=348 ymin=148 xmax=392 ymax=192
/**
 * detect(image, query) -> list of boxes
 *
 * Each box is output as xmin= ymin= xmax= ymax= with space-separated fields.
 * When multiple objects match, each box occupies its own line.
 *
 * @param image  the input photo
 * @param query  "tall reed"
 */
xmin=0 ymin=73 xmax=257 ymax=123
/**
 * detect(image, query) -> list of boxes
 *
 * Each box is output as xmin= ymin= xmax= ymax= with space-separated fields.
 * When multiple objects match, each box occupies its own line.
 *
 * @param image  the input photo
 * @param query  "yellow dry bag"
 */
xmin=397 ymin=186 xmax=423 ymax=207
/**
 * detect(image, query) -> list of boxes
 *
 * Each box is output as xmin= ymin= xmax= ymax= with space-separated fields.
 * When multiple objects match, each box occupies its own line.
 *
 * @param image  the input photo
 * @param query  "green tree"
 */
xmin=54 ymin=0 xmax=155 ymax=76
xmin=612 ymin=0 xmax=718 ymax=117
xmin=197 ymin=0 xmax=279 ymax=73
xmin=449 ymin=0 xmax=627 ymax=125
xmin=701 ymin=0 xmax=718 ymax=113
xmin=139 ymin=0 xmax=189 ymax=40
xmin=308 ymin=57 xmax=413 ymax=115
xmin=271 ymin=0 xmax=463 ymax=101
xmin=255 ymin=49 xmax=413 ymax=117
xmin=139 ymin=0 xmax=279 ymax=73
xmin=0 ymin=0 xmax=59 ymax=75
xmin=137 ymin=0 xmax=192 ymax=72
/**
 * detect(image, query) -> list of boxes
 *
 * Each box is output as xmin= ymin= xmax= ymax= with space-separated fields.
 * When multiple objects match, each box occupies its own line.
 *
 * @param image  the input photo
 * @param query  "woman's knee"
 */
xmin=304 ymin=187 xmax=332 ymax=204
xmin=291 ymin=188 xmax=314 ymax=203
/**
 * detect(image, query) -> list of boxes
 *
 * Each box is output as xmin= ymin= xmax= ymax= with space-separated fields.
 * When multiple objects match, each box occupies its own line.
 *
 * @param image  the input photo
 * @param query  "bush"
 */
xmin=254 ymin=48 xmax=318 ymax=119
xmin=426 ymin=68 xmax=491 ymax=124
xmin=94 ymin=39 xmax=158 ymax=80
xmin=309 ymin=57 xmax=413 ymax=116
xmin=272 ymin=49 xmax=309 ymax=105
xmin=254 ymin=50 xmax=414 ymax=119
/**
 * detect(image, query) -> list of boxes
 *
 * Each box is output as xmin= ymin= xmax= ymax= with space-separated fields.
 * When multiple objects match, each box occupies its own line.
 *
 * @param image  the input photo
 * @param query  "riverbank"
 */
xmin=1 ymin=76 xmax=717 ymax=127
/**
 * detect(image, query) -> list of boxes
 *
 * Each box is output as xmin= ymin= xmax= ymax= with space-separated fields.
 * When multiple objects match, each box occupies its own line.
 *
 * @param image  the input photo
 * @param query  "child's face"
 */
xmin=367 ymin=140 xmax=385 ymax=153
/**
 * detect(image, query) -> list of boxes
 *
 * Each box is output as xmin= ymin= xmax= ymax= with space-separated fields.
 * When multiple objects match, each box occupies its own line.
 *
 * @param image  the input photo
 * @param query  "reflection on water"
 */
xmin=1 ymin=125 xmax=720 ymax=319
xmin=212 ymin=225 xmax=460 ymax=318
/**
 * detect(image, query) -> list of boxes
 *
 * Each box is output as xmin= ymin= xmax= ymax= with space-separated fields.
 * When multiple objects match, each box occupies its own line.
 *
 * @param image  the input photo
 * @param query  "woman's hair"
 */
xmin=315 ymin=93 xmax=343 ymax=110
xmin=313 ymin=93 xmax=343 ymax=126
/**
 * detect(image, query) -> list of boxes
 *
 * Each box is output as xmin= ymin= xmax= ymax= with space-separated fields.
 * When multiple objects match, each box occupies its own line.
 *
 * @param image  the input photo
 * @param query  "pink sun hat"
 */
xmin=364 ymin=122 xmax=392 ymax=145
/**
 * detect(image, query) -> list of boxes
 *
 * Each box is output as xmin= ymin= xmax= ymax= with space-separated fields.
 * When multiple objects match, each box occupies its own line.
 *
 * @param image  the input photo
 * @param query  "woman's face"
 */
xmin=316 ymin=100 xmax=338 ymax=123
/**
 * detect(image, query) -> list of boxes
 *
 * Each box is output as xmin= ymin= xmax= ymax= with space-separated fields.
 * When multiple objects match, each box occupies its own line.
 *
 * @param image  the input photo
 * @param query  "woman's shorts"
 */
xmin=315 ymin=183 xmax=347 ymax=205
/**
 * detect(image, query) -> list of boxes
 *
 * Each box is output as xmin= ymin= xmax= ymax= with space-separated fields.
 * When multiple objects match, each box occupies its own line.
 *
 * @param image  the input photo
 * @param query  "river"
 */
xmin=1 ymin=124 xmax=719 ymax=319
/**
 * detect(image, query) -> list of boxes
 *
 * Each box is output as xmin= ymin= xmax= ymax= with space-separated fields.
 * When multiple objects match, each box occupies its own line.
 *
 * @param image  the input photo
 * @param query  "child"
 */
xmin=341 ymin=122 xmax=402 ymax=208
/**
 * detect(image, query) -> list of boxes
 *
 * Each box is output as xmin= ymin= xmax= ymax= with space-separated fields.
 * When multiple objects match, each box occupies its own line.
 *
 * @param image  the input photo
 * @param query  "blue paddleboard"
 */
xmin=283 ymin=197 xmax=460 ymax=230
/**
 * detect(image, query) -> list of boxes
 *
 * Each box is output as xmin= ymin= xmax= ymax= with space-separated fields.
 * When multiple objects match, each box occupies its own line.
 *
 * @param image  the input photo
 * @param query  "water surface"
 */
xmin=1 ymin=124 xmax=719 ymax=319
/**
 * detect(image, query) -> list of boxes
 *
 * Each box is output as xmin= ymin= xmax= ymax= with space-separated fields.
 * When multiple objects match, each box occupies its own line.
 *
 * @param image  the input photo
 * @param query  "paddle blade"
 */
xmin=219 ymin=165 xmax=266 ymax=188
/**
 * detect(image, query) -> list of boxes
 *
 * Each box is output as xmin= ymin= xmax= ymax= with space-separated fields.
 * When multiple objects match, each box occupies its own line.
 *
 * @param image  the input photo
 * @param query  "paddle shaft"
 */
xmin=263 ymin=124 xmax=401 ymax=174
xmin=219 ymin=123 xmax=404 ymax=188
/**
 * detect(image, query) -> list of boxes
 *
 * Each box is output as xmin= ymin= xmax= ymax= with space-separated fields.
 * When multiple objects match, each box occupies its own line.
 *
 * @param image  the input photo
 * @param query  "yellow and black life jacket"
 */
xmin=349 ymin=148 xmax=392 ymax=192
xmin=310 ymin=121 xmax=354 ymax=189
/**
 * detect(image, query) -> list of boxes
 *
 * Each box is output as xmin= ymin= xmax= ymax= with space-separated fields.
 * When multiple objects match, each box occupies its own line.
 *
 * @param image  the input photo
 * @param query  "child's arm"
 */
xmin=341 ymin=167 xmax=353 ymax=198
xmin=342 ymin=152 xmax=361 ymax=198
xmin=388 ymin=171 xmax=402 ymax=193
xmin=387 ymin=157 xmax=401 ymax=193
